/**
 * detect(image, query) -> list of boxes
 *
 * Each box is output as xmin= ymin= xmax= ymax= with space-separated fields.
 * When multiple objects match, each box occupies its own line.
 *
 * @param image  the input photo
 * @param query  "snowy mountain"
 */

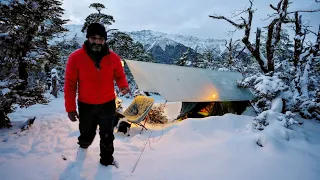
xmin=126 ymin=30 xmax=226 ymax=53
xmin=60 ymin=25 xmax=226 ymax=53
xmin=57 ymin=25 xmax=227 ymax=63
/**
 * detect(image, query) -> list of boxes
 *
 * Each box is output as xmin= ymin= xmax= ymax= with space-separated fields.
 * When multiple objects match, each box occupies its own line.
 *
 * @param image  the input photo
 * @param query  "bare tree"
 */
xmin=209 ymin=0 xmax=267 ymax=72
xmin=209 ymin=0 xmax=320 ymax=74
xmin=292 ymin=12 xmax=320 ymax=98
xmin=223 ymin=38 xmax=246 ymax=68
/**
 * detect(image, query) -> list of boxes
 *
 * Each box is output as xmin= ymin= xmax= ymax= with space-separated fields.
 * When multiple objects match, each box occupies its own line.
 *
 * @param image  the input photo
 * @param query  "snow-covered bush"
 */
xmin=251 ymin=110 xmax=298 ymax=131
xmin=239 ymin=73 xmax=289 ymax=113
xmin=295 ymin=98 xmax=320 ymax=120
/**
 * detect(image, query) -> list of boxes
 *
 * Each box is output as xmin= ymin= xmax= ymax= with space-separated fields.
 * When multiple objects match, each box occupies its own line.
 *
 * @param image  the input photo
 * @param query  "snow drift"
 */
xmin=0 ymin=96 xmax=319 ymax=180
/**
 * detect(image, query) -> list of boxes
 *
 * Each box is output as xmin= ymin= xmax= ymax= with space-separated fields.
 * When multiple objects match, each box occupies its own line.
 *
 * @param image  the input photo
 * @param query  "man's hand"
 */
xmin=68 ymin=111 xmax=79 ymax=122
xmin=120 ymin=87 xmax=130 ymax=95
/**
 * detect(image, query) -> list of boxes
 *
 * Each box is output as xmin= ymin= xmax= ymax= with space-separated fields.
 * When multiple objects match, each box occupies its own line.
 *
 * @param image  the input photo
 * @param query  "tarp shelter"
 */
xmin=124 ymin=60 xmax=254 ymax=119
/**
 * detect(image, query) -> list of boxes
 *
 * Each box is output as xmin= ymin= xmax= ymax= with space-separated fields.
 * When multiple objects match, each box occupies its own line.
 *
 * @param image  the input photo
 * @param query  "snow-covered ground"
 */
xmin=0 ymin=95 xmax=320 ymax=180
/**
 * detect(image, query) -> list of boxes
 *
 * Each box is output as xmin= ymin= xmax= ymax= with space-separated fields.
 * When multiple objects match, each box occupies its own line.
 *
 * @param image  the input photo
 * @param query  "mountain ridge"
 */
xmin=61 ymin=24 xmax=226 ymax=53
xmin=59 ymin=24 xmax=227 ymax=64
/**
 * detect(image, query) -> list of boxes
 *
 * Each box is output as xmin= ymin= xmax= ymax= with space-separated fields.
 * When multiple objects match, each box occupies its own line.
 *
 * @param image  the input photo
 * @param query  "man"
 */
xmin=64 ymin=23 xmax=130 ymax=167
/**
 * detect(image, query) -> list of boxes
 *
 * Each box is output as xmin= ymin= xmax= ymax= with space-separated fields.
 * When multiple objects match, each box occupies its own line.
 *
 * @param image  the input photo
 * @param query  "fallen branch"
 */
xmin=21 ymin=116 xmax=36 ymax=131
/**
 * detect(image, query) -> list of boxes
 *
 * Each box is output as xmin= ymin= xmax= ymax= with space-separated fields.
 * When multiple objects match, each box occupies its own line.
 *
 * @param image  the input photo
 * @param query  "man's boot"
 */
xmin=100 ymin=158 xmax=119 ymax=168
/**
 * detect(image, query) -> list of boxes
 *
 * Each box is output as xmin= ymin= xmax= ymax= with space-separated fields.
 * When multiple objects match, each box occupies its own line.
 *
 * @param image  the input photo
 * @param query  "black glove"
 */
xmin=68 ymin=111 xmax=79 ymax=122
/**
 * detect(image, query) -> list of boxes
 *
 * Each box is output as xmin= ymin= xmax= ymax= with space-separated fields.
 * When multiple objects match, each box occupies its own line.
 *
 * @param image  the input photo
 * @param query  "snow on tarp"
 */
xmin=125 ymin=59 xmax=253 ymax=102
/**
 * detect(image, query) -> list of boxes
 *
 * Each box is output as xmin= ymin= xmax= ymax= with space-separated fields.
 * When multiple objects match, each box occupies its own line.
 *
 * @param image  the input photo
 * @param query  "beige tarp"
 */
xmin=124 ymin=60 xmax=253 ymax=102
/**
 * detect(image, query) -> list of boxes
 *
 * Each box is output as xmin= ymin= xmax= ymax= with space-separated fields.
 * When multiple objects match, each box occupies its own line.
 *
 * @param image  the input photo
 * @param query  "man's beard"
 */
xmin=90 ymin=43 xmax=103 ymax=52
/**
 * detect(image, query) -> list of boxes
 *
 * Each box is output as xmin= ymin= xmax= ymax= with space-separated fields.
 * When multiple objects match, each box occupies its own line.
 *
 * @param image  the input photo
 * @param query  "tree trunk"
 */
xmin=300 ymin=58 xmax=311 ymax=98
xmin=18 ymin=60 xmax=28 ymax=90
xmin=293 ymin=12 xmax=303 ymax=67
xmin=51 ymin=76 xmax=58 ymax=98
xmin=16 ymin=27 xmax=38 ymax=90
xmin=0 ymin=110 xmax=12 ymax=128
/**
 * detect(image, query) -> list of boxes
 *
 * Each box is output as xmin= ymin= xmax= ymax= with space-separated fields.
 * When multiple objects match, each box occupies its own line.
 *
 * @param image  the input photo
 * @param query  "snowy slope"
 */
xmin=127 ymin=30 xmax=226 ymax=53
xmin=0 ymin=95 xmax=320 ymax=180
xmin=56 ymin=24 xmax=87 ymax=44
xmin=59 ymin=25 xmax=226 ymax=53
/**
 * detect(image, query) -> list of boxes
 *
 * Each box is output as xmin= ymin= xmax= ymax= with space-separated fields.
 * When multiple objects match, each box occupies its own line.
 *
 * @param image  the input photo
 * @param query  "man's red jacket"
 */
xmin=64 ymin=45 xmax=129 ymax=113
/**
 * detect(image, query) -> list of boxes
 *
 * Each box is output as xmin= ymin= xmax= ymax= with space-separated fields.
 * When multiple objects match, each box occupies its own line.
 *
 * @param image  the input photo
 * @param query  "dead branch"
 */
xmin=228 ymin=39 xmax=233 ymax=66
xmin=231 ymin=9 xmax=249 ymax=18
xmin=236 ymin=47 xmax=246 ymax=59
xmin=209 ymin=15 xmax=245 ymax=29
xmin=304 ymin=29 xmax=317 ymax=36
xmin=224 ymin=39 xmax=229 ymax=49
xmin=313 ymin=25 xmax=320 ymax=56
xmin=262 ymin=13 xmax=278 ymax=21
xmin=209 ymin=0 xmax=267 ymax=72
xmin=21 ymin=117 xmax=36 ymax=131
xmin=265 ymin=0 xmax=290 ymax=72
xmin=270 ymin=0 xmax=283 ymax=12
xmin=288 ymin=9 xmax=320 ymax=14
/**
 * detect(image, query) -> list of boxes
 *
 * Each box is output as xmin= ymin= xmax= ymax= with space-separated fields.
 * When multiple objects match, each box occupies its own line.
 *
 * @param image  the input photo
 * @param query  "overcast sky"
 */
xmin=62 ymin=0 xmax=320 ymax=40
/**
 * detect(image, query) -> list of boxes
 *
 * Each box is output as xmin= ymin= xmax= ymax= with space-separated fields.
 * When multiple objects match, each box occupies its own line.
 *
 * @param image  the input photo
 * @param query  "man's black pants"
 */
xmin=77 ymin=99 xmax=115 ymax=165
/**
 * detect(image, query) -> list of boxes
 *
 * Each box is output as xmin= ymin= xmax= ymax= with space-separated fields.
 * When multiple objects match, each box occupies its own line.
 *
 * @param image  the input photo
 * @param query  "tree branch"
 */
xmin=224 ymin=39 xmax=229 ymax=49
xmin=235 ymin=46 xmax=246 ymax=59
xmin=313 ymin=25 xmax=320 ymax=56
xmin=209 ymin=15 xmax=245 ymax=29
xmin=270 ymin=0 xmax=283 ymax=12
xmin=288 ymin=9 xmax=320 ymax=14
xmin=209 ymin=0 xmax=268 ymax=73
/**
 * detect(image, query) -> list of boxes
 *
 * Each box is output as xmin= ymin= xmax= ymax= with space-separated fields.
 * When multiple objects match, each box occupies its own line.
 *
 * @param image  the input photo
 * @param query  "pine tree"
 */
xmin=174 ymin=48 xmax=191 ymax=66
xmin=108 ymin=31 xmax=135 ymax=59
xmin=202 ymin=48 xmax=215 ymax=69
xmin=81 ymin=3 xmax=115 ymax=33
xmin=0 ymin=0 xmax=68 ymax=128
xmin=131 ymin=42 xmax=156 ymax=63
xmin=50 ymin=34 xmax=80 ymax=92
xmin=107 ymin=31 xmax=156 ymax=94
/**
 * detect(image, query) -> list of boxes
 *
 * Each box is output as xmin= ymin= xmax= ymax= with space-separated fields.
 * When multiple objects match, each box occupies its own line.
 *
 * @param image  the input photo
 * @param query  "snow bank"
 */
xmin=129 ymin=114 xmax=320 ymax=180
xmin=0 ymin=96 xmax=319 ymax=180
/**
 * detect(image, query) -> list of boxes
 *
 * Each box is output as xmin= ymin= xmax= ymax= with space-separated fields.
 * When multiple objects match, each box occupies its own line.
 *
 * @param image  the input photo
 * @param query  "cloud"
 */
xmin=61 ymin=0 xmax=320 ymax=39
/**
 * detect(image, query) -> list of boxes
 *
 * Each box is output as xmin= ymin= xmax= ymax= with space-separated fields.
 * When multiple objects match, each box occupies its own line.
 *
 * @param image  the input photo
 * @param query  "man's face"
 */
xmin=88 ymin=35 xmax=105 ymax=52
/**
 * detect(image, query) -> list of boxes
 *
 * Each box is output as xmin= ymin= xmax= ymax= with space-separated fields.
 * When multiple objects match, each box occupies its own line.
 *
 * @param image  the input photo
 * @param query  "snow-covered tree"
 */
xmin=174 ymin=48 xmax=191 ymax=66
xmin=210 ymin=0 xmax=320 ymax=126
xmin=108 ymin=31 xmax=136 ymax=59
xmin=289 ymin=15 xmax=320 ymax=119
xmin=0 ymin=0 xmax=68 ymax=128
xmin=107 ymin=30 xmax=156 ymax=95
xmin=50 ymin=34 xmax=80 ymax=90
xmin=191 ymin=49 xmax=210 ymax=69
xmin=81 ymin=3 xmax=115 ymax=33
xmin=50 ymin=68 xmax=59 ymax=98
